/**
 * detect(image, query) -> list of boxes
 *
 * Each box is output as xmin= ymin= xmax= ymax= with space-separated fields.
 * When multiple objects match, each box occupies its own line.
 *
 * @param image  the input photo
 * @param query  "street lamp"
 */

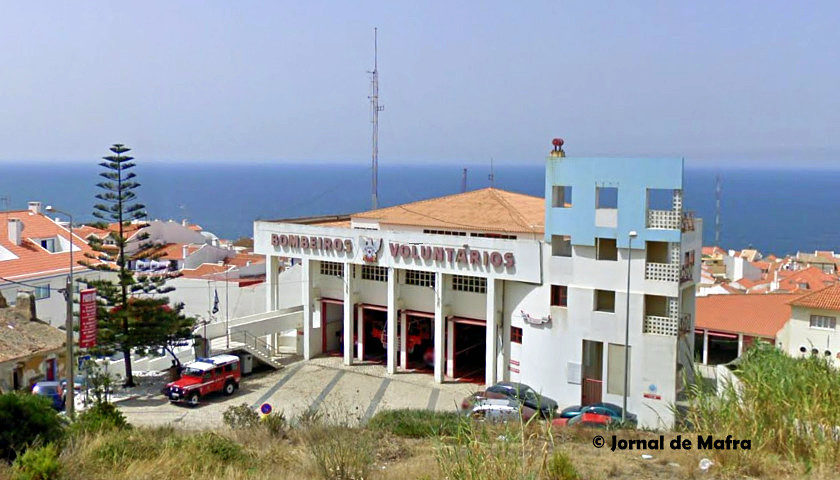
xmin=623 ymin=230 xmax=638 ymax=424
xmin=46 ymin=205 xmax=75 ymax=417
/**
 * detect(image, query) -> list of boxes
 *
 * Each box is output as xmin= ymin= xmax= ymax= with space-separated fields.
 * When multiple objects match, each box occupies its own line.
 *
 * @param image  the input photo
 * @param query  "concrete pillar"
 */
xmin=356 ymin=304 xmax=364 ymax=361
xmin=446 ymin=319 xmax=455 ymax=378
xmin=702 ymin=329 xmax=709 ymax=365
xmin=343 ymin=263 xmax=354 ymax=366
xmin=301 ymin=260 xmax=314 ymax=360
xmin=265 ymin=255 xmax=279 ymax=311
xmin=386 ymin=267 xmax=398 ymax=374
xmin=434 ymin=272 xmax=445 ymax=383
xmin=737 ymin=333 xmax=743 ymax=357
xmin=400 ymin=312 xmax=408 ymax=370
xmin=485 ymin=278 xmax=498 ymax=387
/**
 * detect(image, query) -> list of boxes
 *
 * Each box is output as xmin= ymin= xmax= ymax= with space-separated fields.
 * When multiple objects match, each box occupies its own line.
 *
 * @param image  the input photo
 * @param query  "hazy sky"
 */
xmin=0 ymin=1 xmax=837 ymax=167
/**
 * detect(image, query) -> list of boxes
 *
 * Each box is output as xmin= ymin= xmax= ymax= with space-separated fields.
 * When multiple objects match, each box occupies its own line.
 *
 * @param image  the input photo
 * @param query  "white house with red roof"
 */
xmin=0 ymin=202 xmax=107 ymax=327
xmin=777 ymin=284 xmax=840 ymax=365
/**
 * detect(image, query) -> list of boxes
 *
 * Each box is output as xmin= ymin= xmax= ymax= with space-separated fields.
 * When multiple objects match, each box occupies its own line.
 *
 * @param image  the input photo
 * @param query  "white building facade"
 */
xmin=249 ymin=146 xmax=701 ymax=428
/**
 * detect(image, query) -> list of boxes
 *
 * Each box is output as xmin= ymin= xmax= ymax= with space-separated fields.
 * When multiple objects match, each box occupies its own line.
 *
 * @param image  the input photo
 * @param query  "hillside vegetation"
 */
xmin=3 ymin=345 xmax=840 ymax=479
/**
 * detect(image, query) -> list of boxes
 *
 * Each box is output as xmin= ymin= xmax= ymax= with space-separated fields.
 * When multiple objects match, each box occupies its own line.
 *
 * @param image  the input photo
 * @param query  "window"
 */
xmin=595 ymin=290 xmax=615 ymax=313
xmin=452 ymin=275 xmax=486 ymax=293
xmin=405 ymin=270 xmax=435 ymax=288
xmin=551 ymin=185 xmax=572 ymax=208
xmin=551 ymin=235 xmax=572 ymax=257
xmin=551 ymin=285 xmax=568 ymax=307
xmin=511 ymin=326 xmax=523 ymax=344
xmin=470 ymin=232 xmax=517 ymax=240
xmin=320 ymin=261 xmax=344 ymax=278
xmin=423 ymin=229 xmax=467 ymax=236
xmin=647 ymin=188 xmax=676 ymax=210
xmin=810 ymin=315 xmax=836 ymax=330
xmin=596 ymin=238 xmax=618 ymax=261
xmin=596 ymin=187 xmax=618 ymax=209
xmin=361 ymin=265 xmax=388 ymax=282
xmin=607 ymin=343 xmax=630 ymax=395
xmin=39 ymin=238 xmax=57 ymax=253
xmin=33 ymin=285 xmax=50 ymax=300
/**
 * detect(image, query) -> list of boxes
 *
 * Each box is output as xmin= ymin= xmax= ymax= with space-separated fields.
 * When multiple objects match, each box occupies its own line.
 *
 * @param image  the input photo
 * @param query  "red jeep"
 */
xmin=165 ymin=354 xmax=241 ymax=406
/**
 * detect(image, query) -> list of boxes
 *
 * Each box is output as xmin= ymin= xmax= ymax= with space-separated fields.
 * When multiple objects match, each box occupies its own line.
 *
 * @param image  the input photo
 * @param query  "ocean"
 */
xmin=1 ymin=162 xmax=838 ymax=256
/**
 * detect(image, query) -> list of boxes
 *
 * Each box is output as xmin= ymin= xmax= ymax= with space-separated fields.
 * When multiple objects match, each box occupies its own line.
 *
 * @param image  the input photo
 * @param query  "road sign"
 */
xmin=260 ymin=403 xmax=272 ymax=415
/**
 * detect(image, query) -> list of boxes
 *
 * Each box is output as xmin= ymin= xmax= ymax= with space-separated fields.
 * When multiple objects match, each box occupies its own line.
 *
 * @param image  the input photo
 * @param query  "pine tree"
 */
xmin=82 ymin=144 xmax=195 ymax=387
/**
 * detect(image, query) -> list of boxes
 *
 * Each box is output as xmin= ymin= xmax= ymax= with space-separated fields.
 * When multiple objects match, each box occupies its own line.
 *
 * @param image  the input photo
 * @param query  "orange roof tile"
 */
xmin=351 ymin=188 xmax=544 ymax=234
xmin=225 ymin=252 xmax=265 ymax=268
xmin=0 ymin=210 xmax=98 ymax=281
xmin=179 ymin=263 xmax=234 ymax=279
xmin=789 ymin=284 xmax=840 ymax=312
xmin=696 ymin=294 xmax=799 ymax=338
xmin=775 ymin=266 xmax=838 ymax=292
xmin=701 ymin=246 xmax=725 ymax=256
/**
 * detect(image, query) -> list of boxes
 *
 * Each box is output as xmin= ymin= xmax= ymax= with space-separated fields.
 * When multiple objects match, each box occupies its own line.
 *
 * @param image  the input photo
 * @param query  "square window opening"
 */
xmin=551 ymin=185 xmax=572 ymax=208
xmin=596 ymin=238 xmax=618 ymax=261
xmin=511 ymin=326 xmax=523 ymax=344
xmin=551 ymin=285 xmax=568 ymax=307
xmin=551 ymin=235 xmax=572 ymax=257
xmin=647 ymin=188 xmax=677 ymax=211
xmin=595 ymin=289 xmax=616 ymax=313
xmin=596 ymin=187 xmax=618 ymax=209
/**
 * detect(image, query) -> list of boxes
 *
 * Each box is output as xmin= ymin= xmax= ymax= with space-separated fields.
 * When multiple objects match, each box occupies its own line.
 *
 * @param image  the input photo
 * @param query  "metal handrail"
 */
xmin=228 ymin=330 xmax=277 ymax=358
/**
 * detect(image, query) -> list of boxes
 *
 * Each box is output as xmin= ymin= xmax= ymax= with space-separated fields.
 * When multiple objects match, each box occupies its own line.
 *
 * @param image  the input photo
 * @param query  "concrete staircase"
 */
xmin=209 ymin=330 xmax=283 ymax=370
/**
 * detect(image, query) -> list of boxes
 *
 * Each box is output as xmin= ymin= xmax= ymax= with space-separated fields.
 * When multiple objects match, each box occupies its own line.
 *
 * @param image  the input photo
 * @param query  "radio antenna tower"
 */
xmin=488 ymin=157 xmax=495 ymax=187
xmin=715 ymin=173 xmax=722 ymax=245
xmin=461 ymin=168 xmax=468 ymax=193
xmin=369 ymin=28 xmax=384 ymax=209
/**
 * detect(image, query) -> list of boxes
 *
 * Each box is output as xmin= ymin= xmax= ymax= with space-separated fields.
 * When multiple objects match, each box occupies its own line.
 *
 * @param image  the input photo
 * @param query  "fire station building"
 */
xmin=252 ymin=146 xmax=701 ymax=428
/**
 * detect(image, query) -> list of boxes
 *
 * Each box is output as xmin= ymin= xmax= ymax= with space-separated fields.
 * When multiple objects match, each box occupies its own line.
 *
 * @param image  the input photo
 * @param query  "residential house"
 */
xmin=0 ymin=293 xmax=66 ymax=393
xmin=777 ymin=284 xmax=840 ymax=364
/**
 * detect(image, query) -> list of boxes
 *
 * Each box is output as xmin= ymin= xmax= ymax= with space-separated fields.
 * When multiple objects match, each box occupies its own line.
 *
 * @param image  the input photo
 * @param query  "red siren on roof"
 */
xmin=550 ymin=138 xmax=565 ymax=157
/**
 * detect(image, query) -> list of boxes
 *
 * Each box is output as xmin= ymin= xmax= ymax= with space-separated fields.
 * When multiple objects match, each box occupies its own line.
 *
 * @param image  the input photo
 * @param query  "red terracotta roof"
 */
xmin=0 ymin=210 xmax=98 ymax=281
xmin=179 ymin=263 xmax=234 ymax=279
xmin=225 ymin=252 xmax=264 ymax=268
xmin=696 ymin=294 xmax=800 ymax=338
xmin=701 ymin=246 xmax=725 ymax=256
xmin=789 ymin=284 xmax=840 ymax=312
xmin=775 ymin=266 xmax=838 ymax=293
xmin=350 ymin=188 xmax=545 ymax=234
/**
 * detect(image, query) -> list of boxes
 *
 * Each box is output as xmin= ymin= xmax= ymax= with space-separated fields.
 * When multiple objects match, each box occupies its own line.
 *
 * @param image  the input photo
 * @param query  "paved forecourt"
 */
xmin=118 ymin=356 xmax=478 ymax=429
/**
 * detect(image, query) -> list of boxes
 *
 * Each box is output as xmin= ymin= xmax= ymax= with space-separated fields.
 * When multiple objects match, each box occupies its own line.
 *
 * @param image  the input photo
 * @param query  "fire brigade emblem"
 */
xmin=361 ymin=237 xmax=382 ymax=263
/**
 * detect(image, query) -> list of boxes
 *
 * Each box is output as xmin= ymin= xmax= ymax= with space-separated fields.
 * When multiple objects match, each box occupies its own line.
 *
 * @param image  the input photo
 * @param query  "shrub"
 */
xmin=68 ymin=402 xmax=129 ymax=436
xmin=262 ymin=411 xmax=287 ymax=438
xmin=367 ymin=409 xmax=461 ymax=438
xmin=302 ymin=426 xmax=374 ymax=480
xmin=0 ymin=393 xmax=66 ymax=462
xmin=222 ymin=403 xmax=259 ymax=429
xmin=545 ymin=450 xmax=580 ymax=480
xmin=10 ymin=444 xmax=61 ymax=480
xmin=183 ymin=432 xmax=247 ymax=463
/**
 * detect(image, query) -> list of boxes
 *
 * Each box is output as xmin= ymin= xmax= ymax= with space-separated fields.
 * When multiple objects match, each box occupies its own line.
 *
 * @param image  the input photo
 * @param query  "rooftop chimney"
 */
xmin=7 ymin=218 xmax=23 ymax=246
xmin=182 ymin=244 xmax=189 ymax=260
xmin=27 ymin=201 xmax=42 ymax=215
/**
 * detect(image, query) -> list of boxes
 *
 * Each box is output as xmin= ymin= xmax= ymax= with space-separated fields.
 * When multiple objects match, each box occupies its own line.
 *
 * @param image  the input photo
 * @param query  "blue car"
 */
xmin=558 ymin=402 xmax=637 ymax=425
xmin=32 ymin=381 xmax=65 ymax=411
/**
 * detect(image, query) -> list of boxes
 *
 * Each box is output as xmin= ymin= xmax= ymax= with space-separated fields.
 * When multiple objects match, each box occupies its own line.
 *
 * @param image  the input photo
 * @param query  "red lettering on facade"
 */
xmin=490 ymin=251 xmax=503 ymax=267
xmin=504 ymin=252 xmax=515 ymax=268
xmin=455 ymin=249 xmax=467 ymax=263
xmin=434 ymin=247 xmax=444 ymax=261
xmin=469 ymin=250 xmax=480 ymax=265
xmin=445 ymin=248 xmax=455 ymax=262
xmin=344 ymin=239 xmax=353 ymax=252
xmin=389 ymin=243 xmax=400 ymax=257
xmin=289 ymin=235 xmax=299 ymax=248
xmin=421 ymin=246 xmax=432 ymax=260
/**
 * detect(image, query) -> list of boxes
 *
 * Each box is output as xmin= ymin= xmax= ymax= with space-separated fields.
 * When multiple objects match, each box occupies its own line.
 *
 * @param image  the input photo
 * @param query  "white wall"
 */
xmin=778 ymin=305 xmax=840 ymax=363
xmin=166 ymin=277 xmax=266 ymax=322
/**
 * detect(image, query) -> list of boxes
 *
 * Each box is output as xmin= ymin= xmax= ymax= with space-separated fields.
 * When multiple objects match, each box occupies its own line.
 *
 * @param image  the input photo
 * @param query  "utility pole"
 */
xmin=623 ymin=230 xmax=637 ymax=424
xmin=488 ymin=157 xmax=495 ymax=188
xmin=715 ymin=174 xmax=722 ymax=246
xmin=369 ymin=28 xmax=384 ymax=209
xmin=47 ymin=205 xmax=74 ymax=417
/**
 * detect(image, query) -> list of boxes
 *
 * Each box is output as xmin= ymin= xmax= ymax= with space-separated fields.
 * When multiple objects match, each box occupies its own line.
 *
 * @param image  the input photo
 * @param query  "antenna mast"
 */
xmin=461 ymin=168 xmax=468 ymax=193
xmin=369 ymin=28 xmax=384 ymax=209
xmin=715 ymin=173 xmax=722 ymax=245
xmin=488 ymin=157 xmax=495 ymax=187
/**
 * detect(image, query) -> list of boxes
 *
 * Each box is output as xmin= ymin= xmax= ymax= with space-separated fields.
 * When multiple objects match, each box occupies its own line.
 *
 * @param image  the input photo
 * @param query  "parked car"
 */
xmin=462 ymin=382 xmax=558 ymax=418
xmin=558 ymin=402 xmax=637 ymax=426
xmin=467 ymin=398 xmax=538 ymax=423
xmin=552 ymin=412 xmax=615 ymax=428
xmin=32 ymin=381 xmax=65 ymax=411
xmin=164 ymin=354 xmax=241 ymax=407
xmin=60 ymin=375 xmax=89 ymax=393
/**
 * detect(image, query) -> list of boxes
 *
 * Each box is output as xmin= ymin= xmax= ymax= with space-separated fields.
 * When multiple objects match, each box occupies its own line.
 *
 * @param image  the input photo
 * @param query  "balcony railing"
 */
xmin=647 ymin=209 xmax=681 ymax=230
xmin=646 ymin=209 xmax=696 ymax=232
xmin=645 ymin=262 xmax=679 ymax=282
xmin=681 ymin=211 xmax=696 ymax=232
xmin=643 ymin=315 xmax=679 ymax=336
